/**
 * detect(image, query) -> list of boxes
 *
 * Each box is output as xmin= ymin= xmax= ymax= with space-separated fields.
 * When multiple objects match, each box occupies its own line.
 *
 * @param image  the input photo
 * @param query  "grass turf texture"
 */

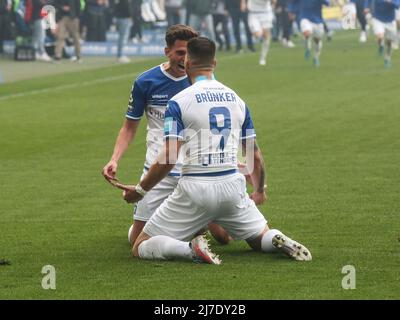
xmin=0 ymin=31 xmax=399 ymax=299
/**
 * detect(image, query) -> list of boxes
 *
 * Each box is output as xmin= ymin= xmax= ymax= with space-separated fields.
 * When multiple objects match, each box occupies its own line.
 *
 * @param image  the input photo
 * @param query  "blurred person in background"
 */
xmin=246 ymin=0 xmax=275 ymax=66
xmin=227 ymin=0 xmax=255 ymax=53
xmin=114 ymin=0 xmax=133 ymax=63
xmin=85 ymin=0 xmax=108 ymax=42
xmin=54 ymin=0 xmax=82 ymax=62
xmin=275 ymin=0 xmax=295 ymax=47
xmin=351 ymin=0 xmax=368 ymax=43
xmin=394 ymin=3 xmax=400 ymax=49
xmin=129 ymin=0 xmax=142 ymax=43
xmin=165 ymin=0 xmax=182 ymax=26
xmin=32 ymin=0 xmax=53 ymax=61
xmin=0 ymin=0 xmax=12 ymax=55
xmin=187 ymin=0 xmax=215 ymax=40
xmin=211 ymin=0 xmax=231 ymax=51
xmin=366 ymin=0 xmax=400 ymax=67
xmin=289 ymin=0 xmax=329 ymax=67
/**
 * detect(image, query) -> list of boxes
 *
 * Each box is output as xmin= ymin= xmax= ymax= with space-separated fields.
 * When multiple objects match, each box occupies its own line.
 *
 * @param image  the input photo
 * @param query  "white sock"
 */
xmin=305 ymin=37 xmax=311 ymax=51
xmin=261 ymin=37 xmax=270 ymax=61
xmin=314 ymin=40 xmax=322 ymax=59
xmin=385 ymin=41 xmax=392 ymax=60
xmin=261 ymin=229 xmax=282 ymax=253
xmin=138 ymin=235 xmax=193 ymax=261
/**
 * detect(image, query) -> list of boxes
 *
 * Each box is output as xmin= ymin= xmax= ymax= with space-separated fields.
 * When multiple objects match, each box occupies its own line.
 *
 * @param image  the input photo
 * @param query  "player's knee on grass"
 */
xmin=129 ymin=221 xmax=146 ymax=247
xmin=132 ymin=232 xmax=151 ymax=258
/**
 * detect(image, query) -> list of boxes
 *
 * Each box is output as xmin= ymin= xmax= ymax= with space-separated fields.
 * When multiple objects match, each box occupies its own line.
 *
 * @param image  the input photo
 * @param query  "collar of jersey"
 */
xmin=160 ymin=64 xmax=188 ymax=82
xmin=195 ymin=74 xmax=216 ymax=82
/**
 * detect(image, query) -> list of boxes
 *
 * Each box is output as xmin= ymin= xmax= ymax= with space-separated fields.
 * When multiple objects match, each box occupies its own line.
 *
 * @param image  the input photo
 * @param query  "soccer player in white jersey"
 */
xmin=365 ymin=0 xmax=400 ymax=67
xmin=121 ymin=37 xmax=312 ymax=264
xmin=102 ymin=25 xmax=230 ymax=246
xmin=245 ymin=0 xmax=276 ymax=65
xmin=289 ymin=0 xmax=330 ymax=67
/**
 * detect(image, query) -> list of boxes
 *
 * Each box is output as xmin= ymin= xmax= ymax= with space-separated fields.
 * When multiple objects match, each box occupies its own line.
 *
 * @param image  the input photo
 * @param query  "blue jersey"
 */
xmin=163 ymin=79 xmax=256 ymax=176
xmin=290 ymin=0 xmax=330 ymax=24
xmin=126 ymin=64 xmax=190 ymax=175
xmin=366 ymin=0 xmax=400 ymax=23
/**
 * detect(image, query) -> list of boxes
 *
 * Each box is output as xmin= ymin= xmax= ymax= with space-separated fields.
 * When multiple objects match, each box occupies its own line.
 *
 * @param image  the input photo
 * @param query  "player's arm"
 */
xmin=123 ymin=138 xmax=183 ymax=203
xmin=242 ymin=139 xmax=267 ymax=205
xmin=102 ymin=80 xmax=146 ymax=182
xmin=102 ymin=119 xmax=141 ymax=181
xmin=240 ymin=104 xmax=267 ymax=205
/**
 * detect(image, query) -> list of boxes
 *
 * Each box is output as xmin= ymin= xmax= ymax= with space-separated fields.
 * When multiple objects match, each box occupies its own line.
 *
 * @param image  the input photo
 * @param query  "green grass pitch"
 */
xmin=0 ymin=31 xmax=399 ymax=299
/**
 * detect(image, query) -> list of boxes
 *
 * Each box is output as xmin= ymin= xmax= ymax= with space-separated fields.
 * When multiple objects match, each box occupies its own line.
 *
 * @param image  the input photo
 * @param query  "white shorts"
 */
xmin=143 ymin=173 xmax=267 ymax=241
xmin=396 ymin=9 xmax=400 ymax=22
xmin=133 ymin=174 xmax=179 ymax=222
xmin=248 ymin=12 xmax=274 ymax=33
xmin=372 ymin=18 xmax=398 ymax=41
xmin=300 ymin=19 xmax=324 ymax=39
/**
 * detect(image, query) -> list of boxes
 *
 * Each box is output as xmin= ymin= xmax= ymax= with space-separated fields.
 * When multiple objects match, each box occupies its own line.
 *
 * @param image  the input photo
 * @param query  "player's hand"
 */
xmin=102 ymin=160 xmax=118 ymax=182
xmin=123 ymin=188 xmax=143 ymax=203
xmin=250 ymin=191 xmax=267 ymax=205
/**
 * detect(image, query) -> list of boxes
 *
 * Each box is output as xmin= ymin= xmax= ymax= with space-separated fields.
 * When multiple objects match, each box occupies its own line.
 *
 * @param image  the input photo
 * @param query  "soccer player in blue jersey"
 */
xmin=122 ymin=37 xmax=312 ymax=264
xmin=289 ymin=0 xmax=330 ymax=67
xmin=365 ymin=0 xmax=400 ymax=67
xmin=102 ymin=25 xmax=230 ymax=246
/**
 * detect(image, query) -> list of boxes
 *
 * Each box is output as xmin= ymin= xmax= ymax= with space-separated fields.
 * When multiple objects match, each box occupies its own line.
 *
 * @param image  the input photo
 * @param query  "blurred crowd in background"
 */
xmin=0 ymin=0 xmax=386 ymax=63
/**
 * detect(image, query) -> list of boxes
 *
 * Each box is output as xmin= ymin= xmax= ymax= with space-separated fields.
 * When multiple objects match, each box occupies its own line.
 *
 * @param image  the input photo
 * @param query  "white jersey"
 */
xmin=248 ymin=0 xmax=272 ymax=13
xmin=164 ymin=78 xmax=256 ymax=176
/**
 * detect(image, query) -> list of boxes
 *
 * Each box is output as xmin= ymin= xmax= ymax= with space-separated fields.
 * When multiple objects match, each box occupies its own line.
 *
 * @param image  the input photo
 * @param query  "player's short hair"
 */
xmin=165 ymin=24 xmax=199 ymax=48
xmin=187 ymin=37 xmax=216 ymax=67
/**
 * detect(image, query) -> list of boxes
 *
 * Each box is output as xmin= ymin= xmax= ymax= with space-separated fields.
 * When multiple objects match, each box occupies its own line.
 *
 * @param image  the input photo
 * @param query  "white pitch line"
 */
xmin=0 ymin=53 xmax=248 ymax=102
xmin=0 ymin=73 xmax=137 ymax=102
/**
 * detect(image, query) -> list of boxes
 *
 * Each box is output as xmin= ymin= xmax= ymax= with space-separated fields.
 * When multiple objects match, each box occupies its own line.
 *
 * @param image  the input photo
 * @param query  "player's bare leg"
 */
xmin=313 ymin=37 xmax=322 ymax=67
xmin=377 ymin=34 xmax=385 ymax=56
xmin=259 ymin=29 xmax=271 ymax=66
xmin=208 ymin=222 xmax=232 ymax=245
xmin=384 ymin=39 xmax=392 ymax=68
xmin=246 ymin=225 xmax=312 ymax=261
xmin=128 ymin=220 xmax=146 ymax=246
xmin=303 ymin=31 xmax=312 ymax=60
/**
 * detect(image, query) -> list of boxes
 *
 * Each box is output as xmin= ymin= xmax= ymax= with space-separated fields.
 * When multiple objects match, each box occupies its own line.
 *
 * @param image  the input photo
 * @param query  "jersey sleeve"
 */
xmin=163 ymin=100 xmax=185 ymax=140
xmin=126 ymin=81 xmax=146 ymax=120
xmin=241 ymin=105 xmax=257 ymax=140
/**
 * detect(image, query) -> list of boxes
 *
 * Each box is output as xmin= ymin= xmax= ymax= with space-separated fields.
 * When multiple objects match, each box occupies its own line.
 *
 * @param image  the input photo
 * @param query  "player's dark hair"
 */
xmin=165 ymin=24 xmax=199 ymax=48
xmin=187 ymin=37 xmax=216 ymax=67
